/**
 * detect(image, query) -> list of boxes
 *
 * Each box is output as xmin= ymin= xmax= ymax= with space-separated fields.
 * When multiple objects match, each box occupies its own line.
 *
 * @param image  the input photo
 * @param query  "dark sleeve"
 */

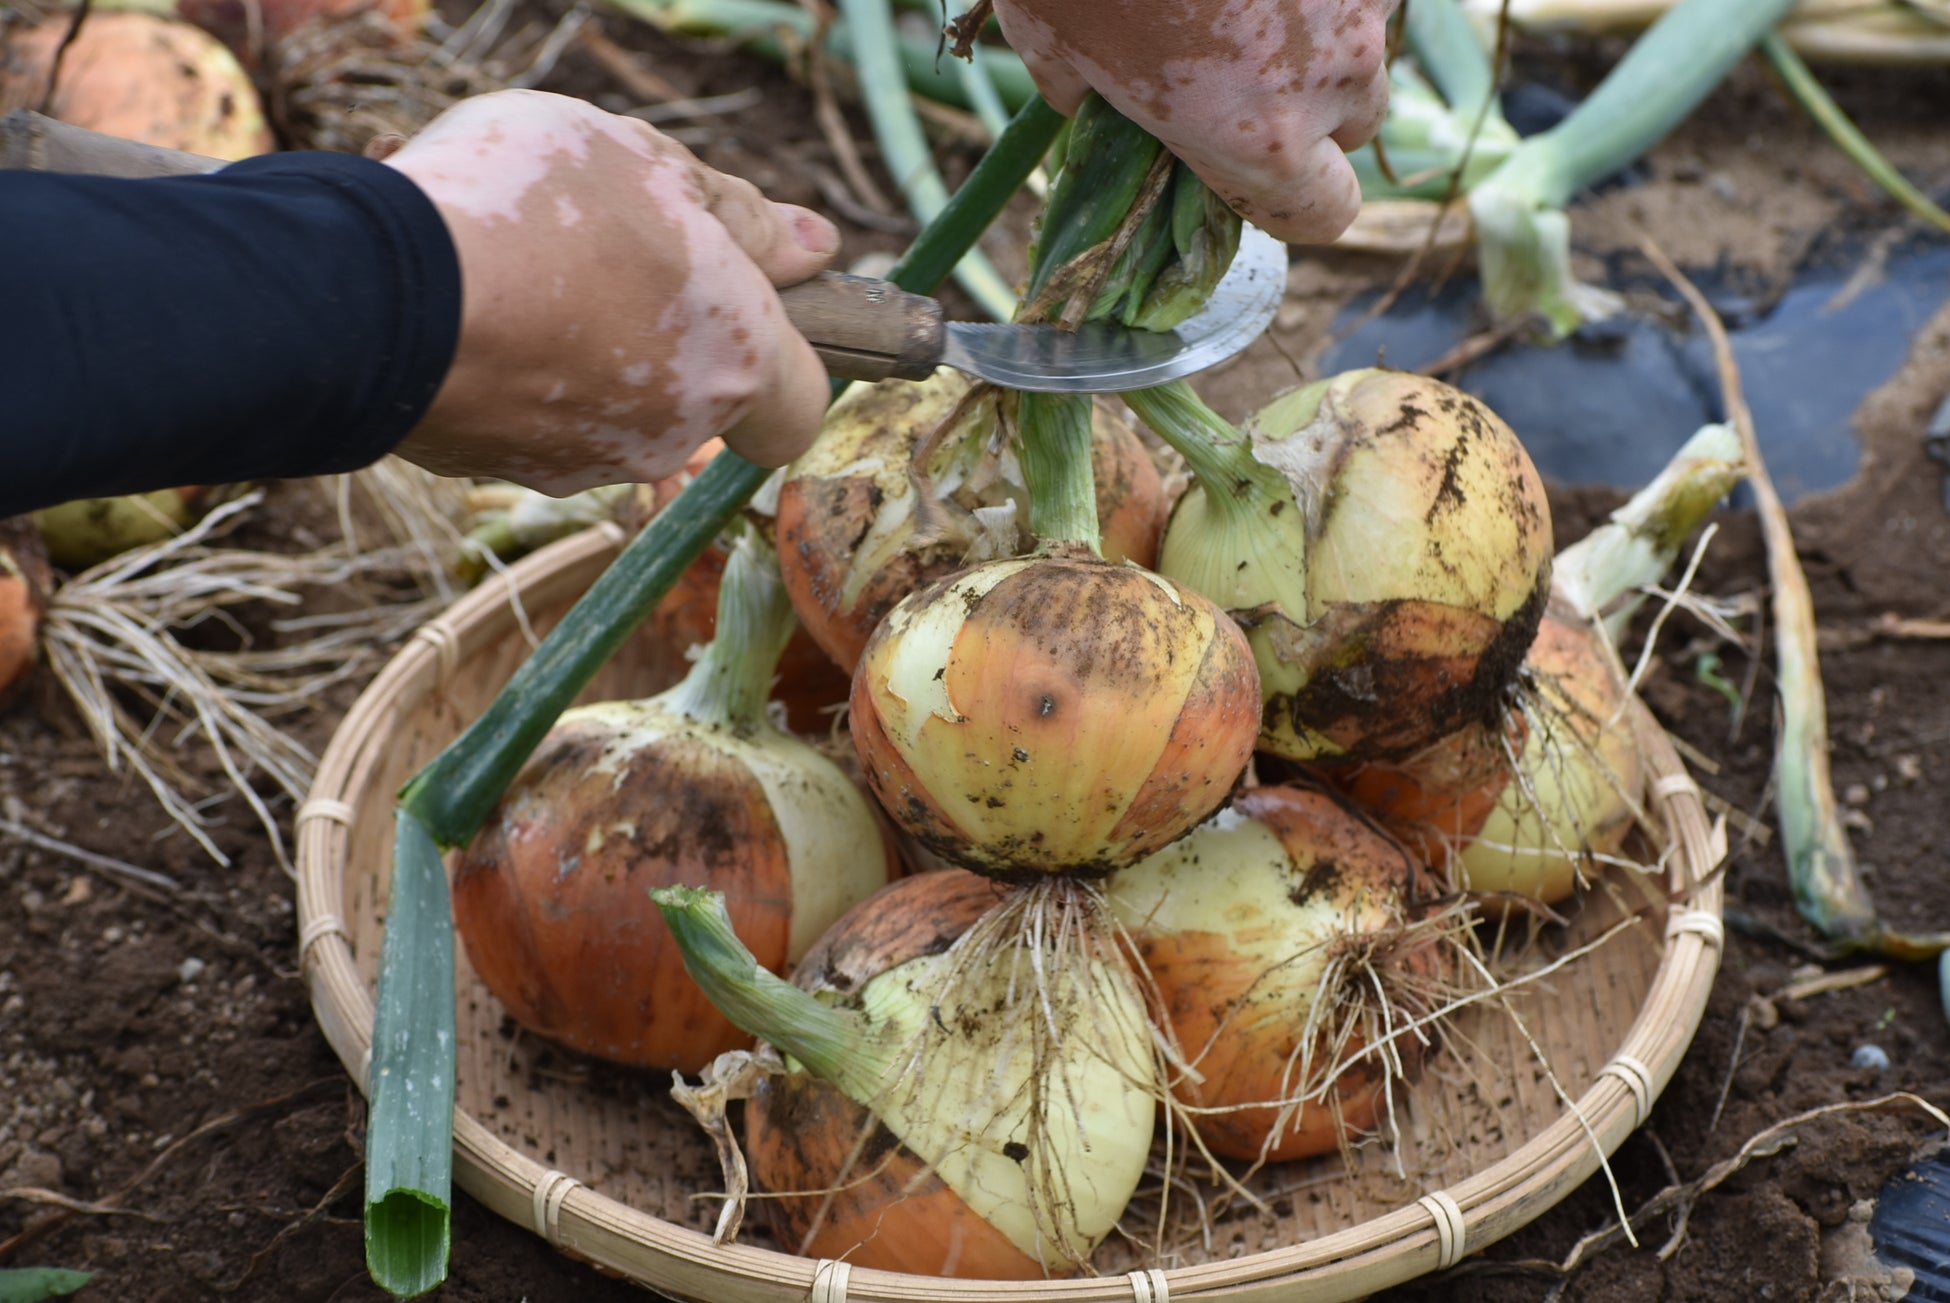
xmin=0 ymin=152 xmax=462 ymax=517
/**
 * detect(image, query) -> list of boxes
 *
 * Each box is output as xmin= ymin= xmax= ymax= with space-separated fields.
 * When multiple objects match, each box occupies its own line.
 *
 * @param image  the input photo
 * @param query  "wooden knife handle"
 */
xmin=779 ymin=273 xmax=945 ymax=384
xmin=0 ymin=109 xmax=222 ymax=177
xmin=4 ymin=110 xmax=949 ymax=385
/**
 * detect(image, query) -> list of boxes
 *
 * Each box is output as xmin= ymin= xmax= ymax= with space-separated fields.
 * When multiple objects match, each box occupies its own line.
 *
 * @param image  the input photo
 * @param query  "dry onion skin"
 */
xmin=1133 ymin=370 xmax=1552 ymax=766
xmin=657 ymin=871 xmax=1159 ymax=1278
xmin=848 ymin=546 xmax=1261 ymax=879
xmin=1109 ymin=784 xmax=1452 ymax=1162
xmin=451 ymin=535 xmax=895 ymax=1072
xmin=776 ymin=370 xmax=1165 ymax=673
xmin=1454 ymin=606 xmax=1644 ymax=905
xmin=0 ymin=11 xmax=273 ymax=160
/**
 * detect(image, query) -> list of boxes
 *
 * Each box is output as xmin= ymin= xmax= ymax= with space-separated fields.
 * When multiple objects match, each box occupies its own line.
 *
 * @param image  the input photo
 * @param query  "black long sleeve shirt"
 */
xmin=2 ymin=152 xmax=462 ymax=517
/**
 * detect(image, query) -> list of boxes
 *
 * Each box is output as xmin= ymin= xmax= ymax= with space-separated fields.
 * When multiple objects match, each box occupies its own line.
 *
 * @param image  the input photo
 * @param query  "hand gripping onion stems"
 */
xmin=450 ymin=532 xmax=894 ymax=1072
xmin=775 ymin=370 xmax=1164 ymax=673
xmin=1109 ymin=786 xmax=1455 ymax=1163
xmin=1125 ymin=369 xmax=1553 ymax=767
xmin=653 ymin=873 xmax=1159 ymax=1277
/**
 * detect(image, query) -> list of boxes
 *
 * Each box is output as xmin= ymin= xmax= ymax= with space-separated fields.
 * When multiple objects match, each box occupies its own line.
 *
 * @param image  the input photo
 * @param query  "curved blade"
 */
xmin=940 ymin=225 xmax=1287 ymax=393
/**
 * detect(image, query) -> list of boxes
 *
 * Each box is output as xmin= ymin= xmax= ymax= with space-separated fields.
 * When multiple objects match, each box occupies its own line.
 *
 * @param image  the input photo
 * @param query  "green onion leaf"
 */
xmin=0 ymin=1269 xmax=92 ymax=1303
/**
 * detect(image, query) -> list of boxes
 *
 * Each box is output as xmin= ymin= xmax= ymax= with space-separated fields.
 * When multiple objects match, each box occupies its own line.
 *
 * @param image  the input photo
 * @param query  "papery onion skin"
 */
xmin=850 ymin=550 xmax=1261 ymax=879
xmin=1110 ymin=786 xmax=1444 ymax=1162
xmin=1330 ymin=708 xmax=1530 ymax=867
xmin=777 ymin=371 xmax=1164 ymax=673
xmin=1456 ymin=607 xmax=1643 ymax=905
xmin=738 ymin=870 xmax=1154 ymax=1277
xmin=744 ymin=870 xmax=1047 ymax=1277
xmin=452 ymin=702 xmax=895 ymax=1073
xmin=1 ymin=12 xmax=273 ymax=158
xmin=1165 ymin=369 xmax=1552 ymax=766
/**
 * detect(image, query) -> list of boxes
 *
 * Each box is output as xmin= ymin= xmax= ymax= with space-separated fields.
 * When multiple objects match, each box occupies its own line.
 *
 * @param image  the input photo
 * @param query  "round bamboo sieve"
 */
xmin=297 ymin=527 xmax=1726 ymax=1303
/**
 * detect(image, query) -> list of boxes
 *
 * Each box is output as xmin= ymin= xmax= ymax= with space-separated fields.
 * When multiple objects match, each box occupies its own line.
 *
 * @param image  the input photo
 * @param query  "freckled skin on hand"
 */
xmin=990 ymin=0 xmax=1396 ymax=245
xmin=382 ymin=90 xmax=840 ymax=496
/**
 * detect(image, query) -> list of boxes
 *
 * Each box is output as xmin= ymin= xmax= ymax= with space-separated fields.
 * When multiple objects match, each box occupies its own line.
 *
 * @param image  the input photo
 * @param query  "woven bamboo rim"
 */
xmin=296 ymin=528 xmax=1726 ymax=1303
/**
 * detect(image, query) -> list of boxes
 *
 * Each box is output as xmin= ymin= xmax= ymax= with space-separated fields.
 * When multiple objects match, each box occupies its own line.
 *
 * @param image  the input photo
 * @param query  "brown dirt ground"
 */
xmin=4 ymin=15 xmax=1950 ymax=1303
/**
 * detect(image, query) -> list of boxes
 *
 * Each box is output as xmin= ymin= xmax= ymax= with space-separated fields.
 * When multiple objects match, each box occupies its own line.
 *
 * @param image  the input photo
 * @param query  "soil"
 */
xmin=4 ymin=14 xmax=1950 ymax=1303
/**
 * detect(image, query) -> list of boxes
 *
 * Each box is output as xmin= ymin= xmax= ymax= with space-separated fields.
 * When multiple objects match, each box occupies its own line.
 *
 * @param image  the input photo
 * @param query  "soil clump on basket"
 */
xmin=2 ymin=16 xmax=1949 ymax=1303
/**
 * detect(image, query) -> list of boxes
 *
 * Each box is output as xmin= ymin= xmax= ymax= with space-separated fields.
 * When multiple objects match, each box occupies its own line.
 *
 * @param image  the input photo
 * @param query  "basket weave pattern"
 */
xmin=297 ymin=528 xmax=1725 ymax=1303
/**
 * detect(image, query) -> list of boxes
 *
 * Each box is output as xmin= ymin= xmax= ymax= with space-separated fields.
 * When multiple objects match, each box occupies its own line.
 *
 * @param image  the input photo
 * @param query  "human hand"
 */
xmin=384 ymin=90 xmax=840 ymax=495
xmin=989 ymin=0 xmax=1395 ymax=245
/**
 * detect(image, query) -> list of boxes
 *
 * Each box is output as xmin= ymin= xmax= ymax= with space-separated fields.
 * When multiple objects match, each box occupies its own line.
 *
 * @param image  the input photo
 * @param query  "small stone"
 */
xmin=177 ymin=957 xmax=206 ymax=985
xmin=60 ymin=877 xmax=91 ymax=906
xmin=1896 ymin=754 xmax=1924 ymax=784
xmin=1851 ymin=1044 xmax=1891 ymax=1072
xmin=1843 ymin=783 xmax=1871 ymax=806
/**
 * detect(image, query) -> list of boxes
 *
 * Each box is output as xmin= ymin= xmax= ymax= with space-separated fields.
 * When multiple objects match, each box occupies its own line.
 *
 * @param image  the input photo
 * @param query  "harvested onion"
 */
xmin=1109 ymin=785 xmax=1451 ymax=1161
xmin=451 ymin=532 xmax=894 ymax=1072
xmin=0 ymin=12 xmax=273 ymax=159
xmin=849 ymin=545 xmax=1261 ymax=878
xmin=776 ymin=370 xmax=1164 ymax=673
xmin=1127 ymin=370 xmax=1553 ymax=765
xmin=656 ymin=872 xmax=1158 ymax=1277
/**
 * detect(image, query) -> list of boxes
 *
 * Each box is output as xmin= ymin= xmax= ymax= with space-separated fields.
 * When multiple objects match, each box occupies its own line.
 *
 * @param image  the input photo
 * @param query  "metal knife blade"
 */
xmin=780 ymin=225 xmax=1288 ymax=394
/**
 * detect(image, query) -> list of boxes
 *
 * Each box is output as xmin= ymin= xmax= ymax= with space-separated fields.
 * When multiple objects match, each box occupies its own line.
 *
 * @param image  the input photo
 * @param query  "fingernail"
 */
xmin=791 ymin=208 xmax=841 ymax=256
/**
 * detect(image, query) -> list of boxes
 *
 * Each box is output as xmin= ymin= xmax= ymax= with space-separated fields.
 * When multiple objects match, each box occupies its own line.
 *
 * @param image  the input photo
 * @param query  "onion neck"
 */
xmin=662 ymin=530 xmax=795 ymax=729
xmin=651 ymin=886 xmax=889 ymax=1102
xmin=1123 ymin=382 xmax=1294 ymax=524
xmin=1016 ymin=391 xmax=1102 ymax=552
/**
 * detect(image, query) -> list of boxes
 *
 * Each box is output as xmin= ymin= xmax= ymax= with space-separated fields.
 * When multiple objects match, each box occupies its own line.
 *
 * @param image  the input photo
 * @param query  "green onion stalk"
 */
xmin=604 ymin=0 xmax=1037 ymax=115
xmin=1349 ymin=0 xmax=1519 ymax=205
xmin=1464 ymin=0 xmax=1799 ymax=335
xmin=360 ymin=93 xmax=1064 ymax=1300
xmin=1012 ymin=93 xmax=1243 ymax=551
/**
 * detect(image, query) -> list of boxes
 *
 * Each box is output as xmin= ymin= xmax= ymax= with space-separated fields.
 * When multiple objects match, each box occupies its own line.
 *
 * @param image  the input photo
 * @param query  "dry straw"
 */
xmin=298 ymin=528 xmax=1725 ymax=1303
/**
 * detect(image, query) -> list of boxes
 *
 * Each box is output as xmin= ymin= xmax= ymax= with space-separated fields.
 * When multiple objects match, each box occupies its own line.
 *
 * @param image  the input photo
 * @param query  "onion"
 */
xmin=849 ymin=545 xmax=1261 ymax=878
xmin=1126 ymin=370 xmax=1553 ymax=765
xmin=1333 ymin=423 xmax=1742 ymax=904
xmin=1453 ymin=606 xmax=1643 ymax=904
xmin=34 ymin=486 xmax=227 ymax=572
xmin=775 ymin=370 xmax=1164 ymax=673
xmin=0 ymin=12 xmax=273 ymax=159
xmin=451 ymin=532 xmax=895 ymax=1072
xmin=0 ymin=518 xmax=53 ymax=705
xmin=655 ymin=872 xmax=1159 ymax=1277
xmin=1108 ymin=784 xmax=1452 ymax=1161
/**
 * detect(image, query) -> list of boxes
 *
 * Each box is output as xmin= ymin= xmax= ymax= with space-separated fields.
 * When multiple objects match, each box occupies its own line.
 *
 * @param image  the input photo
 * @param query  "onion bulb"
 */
xmin=1454 ymin=607 xmax=1643 ymax=904
xmin=0 ymin=12 xmax=273 ymax=159
xmin=451 ymin=532 xmax=895 ymax=1072
xmin=776 ymin=371 xmax=1164 ymax=673
xmin=1108 ymin=785 xmax=1451 ymax=1161
xmin=1127 ymin=371 xmax=1552 ymax=766
xmin=0 ymin=518 xmax=53 ymax=706
xmin=849 ymin=545 xmax=1261 ymax=878
xmin=655 ymin=872 xmax=1159 ymax=1277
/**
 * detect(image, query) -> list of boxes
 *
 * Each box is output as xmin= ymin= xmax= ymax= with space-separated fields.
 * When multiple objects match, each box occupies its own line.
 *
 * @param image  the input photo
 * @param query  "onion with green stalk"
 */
xmin=847 ymin=93 xmax=1262 ymax=880
xmin=449 ymin=529 xmax=897 ymax=1073
xmin=774 ymin=370 xmax=1165 ymax=674
xmin=356 ymin=93 xmax=1071 ymax=1296
xmin=1336 ymin=422 xmax=1744 ymax=906
xmin=1125 ymin=369 xmax=1554 ymax=768
xmin=654 ymin=872 xmax=1159 ymax=1277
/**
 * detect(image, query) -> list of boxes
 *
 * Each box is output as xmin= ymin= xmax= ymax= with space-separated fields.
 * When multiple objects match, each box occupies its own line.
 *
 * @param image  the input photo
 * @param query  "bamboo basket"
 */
xmin=296 ymin=525 xmax=1727 ymax=1303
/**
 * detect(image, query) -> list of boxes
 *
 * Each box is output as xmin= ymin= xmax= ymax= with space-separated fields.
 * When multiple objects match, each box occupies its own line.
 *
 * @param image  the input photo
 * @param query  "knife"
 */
xmin=3 ymin=109 xmax=1286 ymax=393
